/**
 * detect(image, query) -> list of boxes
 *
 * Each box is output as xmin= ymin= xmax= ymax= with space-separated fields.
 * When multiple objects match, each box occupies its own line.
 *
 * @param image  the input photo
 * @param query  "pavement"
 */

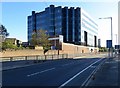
xmin=2 ymin=58 xmax=105 ymax=87
xmin=86 ymin=56 xmax=120 ymax=87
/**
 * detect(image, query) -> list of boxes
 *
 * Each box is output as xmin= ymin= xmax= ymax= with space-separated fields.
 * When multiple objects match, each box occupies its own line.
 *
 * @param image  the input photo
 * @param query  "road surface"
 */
xmin=2 ymin=58 xmax=105 ymax=87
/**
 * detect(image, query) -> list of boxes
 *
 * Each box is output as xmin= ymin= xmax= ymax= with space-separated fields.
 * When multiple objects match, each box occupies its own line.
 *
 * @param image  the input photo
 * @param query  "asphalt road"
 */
xmin=2 ymin=58 xmax=105 ymax=87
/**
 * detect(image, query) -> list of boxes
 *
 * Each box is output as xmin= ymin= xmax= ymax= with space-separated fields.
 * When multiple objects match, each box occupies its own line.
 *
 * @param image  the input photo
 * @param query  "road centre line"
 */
xmin=58 ymin=59 xmax=102 ymax=88
xmin=27 ymin=67 xmax=55 ymax=77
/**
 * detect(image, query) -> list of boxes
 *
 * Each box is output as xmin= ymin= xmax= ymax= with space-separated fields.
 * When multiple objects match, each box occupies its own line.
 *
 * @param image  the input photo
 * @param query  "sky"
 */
xmin=1 ymin=0 xmax=119 ymax=47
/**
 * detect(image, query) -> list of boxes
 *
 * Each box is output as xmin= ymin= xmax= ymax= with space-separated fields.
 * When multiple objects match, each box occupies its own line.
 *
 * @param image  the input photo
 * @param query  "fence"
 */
xmin=1 ymin=54 xmax=68 ymax=70
xmin=1 ymin=53 xmax=108 ymax=70
xmin=0 ymin=52 xmax=108 ymax=62
xmin=1 ymin=54 xmax=68 ymax=62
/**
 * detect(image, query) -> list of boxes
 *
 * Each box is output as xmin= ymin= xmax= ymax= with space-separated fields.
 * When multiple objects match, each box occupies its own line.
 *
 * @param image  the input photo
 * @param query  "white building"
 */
xmin=81 ymin=8 xmax=98 ymax=47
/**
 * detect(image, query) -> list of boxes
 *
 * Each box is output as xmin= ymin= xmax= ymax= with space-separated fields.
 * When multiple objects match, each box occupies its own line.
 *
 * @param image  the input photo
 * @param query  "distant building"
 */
xmin=28 ymin=5 xmax=98 ymax=47
xmin=21 ymin=42 xmax=29 ymax=48
xmin=98 ymin=39 xmax=101 ymax=48
xmin=5 ymin=38 xmax=22 ymax=47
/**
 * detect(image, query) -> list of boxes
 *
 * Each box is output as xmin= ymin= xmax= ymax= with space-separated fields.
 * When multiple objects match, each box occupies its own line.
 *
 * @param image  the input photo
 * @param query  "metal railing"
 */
xmin=1 ymin=54 xmax=68 ymax=70
xmin=0 ymin=52 xmax=108 ymax=62
xmin=1 ymin=54 xmax=68 ymax=62
xmin=0 ymin=53 xmax=108 ymax=70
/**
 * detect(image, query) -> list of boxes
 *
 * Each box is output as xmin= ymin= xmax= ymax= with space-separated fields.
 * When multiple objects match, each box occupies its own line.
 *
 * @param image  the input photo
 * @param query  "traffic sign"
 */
xmin=106 ymin=40 xmax=112 ymax=48
xmin=115 ymin=45 xmax=120 ymax=49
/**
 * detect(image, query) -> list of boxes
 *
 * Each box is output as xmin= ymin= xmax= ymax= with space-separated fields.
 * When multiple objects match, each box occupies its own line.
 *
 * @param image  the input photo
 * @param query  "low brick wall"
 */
xmin=0 ymin=49 xmax=65 ymax=57
xmin=0 ymin=43 xmax=99 ymax=58
xmin=45 ymin=50 xmax=64 ymax=55
xmin=0 ymin=50 xmax=44 ymax=57
xmin=62 ymin=43 xmax=98 ymax=54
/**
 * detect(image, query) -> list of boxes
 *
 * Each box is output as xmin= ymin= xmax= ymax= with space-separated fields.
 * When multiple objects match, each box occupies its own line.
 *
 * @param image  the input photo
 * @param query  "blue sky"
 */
xmin=1 ymin=1 xmax=119 ymax=46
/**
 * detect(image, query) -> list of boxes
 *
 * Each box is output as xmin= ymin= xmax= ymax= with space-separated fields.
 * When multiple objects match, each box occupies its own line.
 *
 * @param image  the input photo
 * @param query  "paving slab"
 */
xmin=87 ymin=57 xmax=120 ymax=87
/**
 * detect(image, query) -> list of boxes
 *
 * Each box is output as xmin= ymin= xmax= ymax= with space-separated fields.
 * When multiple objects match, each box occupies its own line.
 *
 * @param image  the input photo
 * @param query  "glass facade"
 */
xmin=68 ymin=7 xmax=75 ymax=43
xmin=75 ymin=7 xmax=81 ymax=44
xmin=62 ymin=7 xmax=69 ymax=42
xmin=28 ymin=16 xmax=32 ymax=42
xmin=28 ymin=5 xmax=98 ymax=47
xmin=55 ymin=6 xmax=62 ymax=36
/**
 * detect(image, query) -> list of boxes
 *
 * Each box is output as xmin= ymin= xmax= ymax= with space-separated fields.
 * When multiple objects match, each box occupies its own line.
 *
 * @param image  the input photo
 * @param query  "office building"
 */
xmin=28 ymin=5 xmax=98 ymax=47
xmin=98 ymin=39 xmax=101 ymax=48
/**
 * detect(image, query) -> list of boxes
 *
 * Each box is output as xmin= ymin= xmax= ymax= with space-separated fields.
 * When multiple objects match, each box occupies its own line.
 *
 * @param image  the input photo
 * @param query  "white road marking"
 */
xmin=27 ymin=67 xmax=55 ymax=77
xmin=82 ymin=58 xmax=106 ymax=86
xmin=58 ymin=59 xmax=102 ymax=88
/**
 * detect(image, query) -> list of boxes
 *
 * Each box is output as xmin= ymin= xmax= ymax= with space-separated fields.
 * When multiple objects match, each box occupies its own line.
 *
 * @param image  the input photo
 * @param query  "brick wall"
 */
xmin=62 ymin=43 xmax=98 ymax=54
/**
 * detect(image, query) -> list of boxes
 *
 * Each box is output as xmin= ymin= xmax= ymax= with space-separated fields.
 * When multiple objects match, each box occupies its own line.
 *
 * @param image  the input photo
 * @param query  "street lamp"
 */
xmin=99 ymin=17 xmax=113 ymax=57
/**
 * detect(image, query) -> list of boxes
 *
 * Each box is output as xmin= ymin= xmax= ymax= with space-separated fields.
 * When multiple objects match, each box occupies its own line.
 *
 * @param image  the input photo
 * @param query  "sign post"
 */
xmin=115 ymin=45 xmax=120 ymax=58
xmin=106 ymin=40 xmax=112 ymax=58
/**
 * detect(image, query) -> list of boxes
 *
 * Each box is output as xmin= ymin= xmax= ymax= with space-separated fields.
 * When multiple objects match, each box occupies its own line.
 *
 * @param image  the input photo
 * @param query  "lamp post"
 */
xmin=99 ymin=17 xmax=113 ymax=57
